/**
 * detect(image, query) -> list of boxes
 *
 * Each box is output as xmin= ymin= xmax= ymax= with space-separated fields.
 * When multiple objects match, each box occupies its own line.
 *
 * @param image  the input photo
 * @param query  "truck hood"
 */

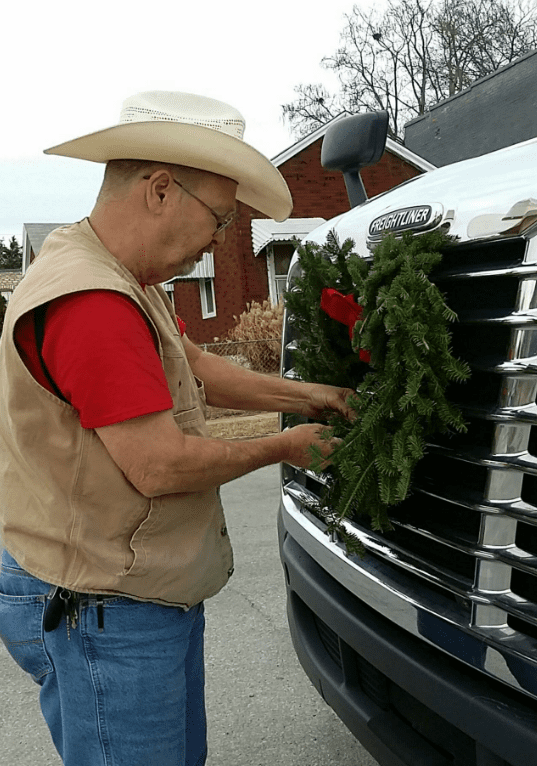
xmin=302 ymin=135 xmax=537 ymax=255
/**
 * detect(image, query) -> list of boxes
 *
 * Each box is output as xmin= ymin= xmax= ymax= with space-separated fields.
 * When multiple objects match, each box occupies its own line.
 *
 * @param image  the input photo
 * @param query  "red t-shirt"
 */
xmin=14 ymin=290 xmax=180 ymax=429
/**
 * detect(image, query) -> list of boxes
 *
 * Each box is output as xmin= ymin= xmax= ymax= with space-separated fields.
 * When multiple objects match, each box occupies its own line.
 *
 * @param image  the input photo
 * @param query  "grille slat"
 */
xmin=425 ymin=443 xmax=537 ymax=476
xmin=438 ymin=263 xmax=537 ymax=280
xmin=389 ymin=519 xmax=483 ymax=554
xmin=458 ymin=311 xmax=537 ymax=326
xmin=349 ymin=528 xmax=475 ymax=596
xmin=415 ymin=486 xmax=537 ymax=526
xmin=495 ymin=592 xmax=537 ymax=628
xmin=453 ymin=403 xmax=537 ymax=425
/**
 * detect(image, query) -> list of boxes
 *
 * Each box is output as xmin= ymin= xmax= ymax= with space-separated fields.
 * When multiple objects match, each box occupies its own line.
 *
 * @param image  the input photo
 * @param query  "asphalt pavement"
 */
xmin=0 ymin=465 xmax=379 ymax=766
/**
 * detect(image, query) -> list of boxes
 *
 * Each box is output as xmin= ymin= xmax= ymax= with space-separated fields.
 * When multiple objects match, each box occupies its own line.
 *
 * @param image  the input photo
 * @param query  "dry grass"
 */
xmin=206 ymin=412 xmax=279 ymax=440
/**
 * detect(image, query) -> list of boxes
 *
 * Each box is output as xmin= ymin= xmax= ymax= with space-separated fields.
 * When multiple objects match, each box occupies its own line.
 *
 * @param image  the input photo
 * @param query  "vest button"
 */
xmin=221 ymin=525 xmax=228 ymax=536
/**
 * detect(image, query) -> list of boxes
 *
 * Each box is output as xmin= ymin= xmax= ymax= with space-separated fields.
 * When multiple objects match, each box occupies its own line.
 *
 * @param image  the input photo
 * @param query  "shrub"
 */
xmin=224 ymin=300 xmax=283 ymax=372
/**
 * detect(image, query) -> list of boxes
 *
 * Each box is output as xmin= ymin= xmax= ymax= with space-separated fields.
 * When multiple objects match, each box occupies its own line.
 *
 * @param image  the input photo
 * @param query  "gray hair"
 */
xmin=96 ymin=159 xmax=207 ymax=201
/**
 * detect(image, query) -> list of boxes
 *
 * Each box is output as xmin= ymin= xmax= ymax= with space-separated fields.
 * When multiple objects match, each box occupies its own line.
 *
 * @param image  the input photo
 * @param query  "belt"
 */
xmin=44 ymin=585 xmax=115 ymax=635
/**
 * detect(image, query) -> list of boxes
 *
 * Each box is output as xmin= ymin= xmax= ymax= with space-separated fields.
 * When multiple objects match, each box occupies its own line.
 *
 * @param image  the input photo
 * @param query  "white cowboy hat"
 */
xmin=44 ymin=91 xmax=292 ymax=222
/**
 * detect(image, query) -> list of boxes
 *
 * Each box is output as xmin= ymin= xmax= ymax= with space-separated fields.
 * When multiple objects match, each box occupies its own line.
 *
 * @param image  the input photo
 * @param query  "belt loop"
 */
xmin=97 ymin=596 xmax=104 ymax=633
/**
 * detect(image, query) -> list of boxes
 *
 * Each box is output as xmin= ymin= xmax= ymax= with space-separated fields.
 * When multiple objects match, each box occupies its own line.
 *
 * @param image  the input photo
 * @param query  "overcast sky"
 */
xmin=1 ymin=0 xmax=385 ymax=245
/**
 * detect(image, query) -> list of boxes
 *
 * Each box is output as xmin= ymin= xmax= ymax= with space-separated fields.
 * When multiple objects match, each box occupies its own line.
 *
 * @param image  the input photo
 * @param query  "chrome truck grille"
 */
xmin=280 ymin=234 xmax=537 ymax=699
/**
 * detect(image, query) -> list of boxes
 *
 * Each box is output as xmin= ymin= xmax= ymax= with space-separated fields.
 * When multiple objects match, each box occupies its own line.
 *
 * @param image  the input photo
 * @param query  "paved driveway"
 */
xmin=0 ymin=465 xmax=378 ymax=766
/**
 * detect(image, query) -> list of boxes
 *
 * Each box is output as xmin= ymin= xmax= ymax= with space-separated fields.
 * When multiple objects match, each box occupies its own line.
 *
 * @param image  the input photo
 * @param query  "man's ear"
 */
xmin=145 ymin=172 xmax=173 ymax=213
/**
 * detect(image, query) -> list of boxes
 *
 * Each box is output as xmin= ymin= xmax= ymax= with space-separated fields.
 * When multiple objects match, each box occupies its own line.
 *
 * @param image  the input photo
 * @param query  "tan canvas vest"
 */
xmin=0 ymin=219 xmax=233 ymax=607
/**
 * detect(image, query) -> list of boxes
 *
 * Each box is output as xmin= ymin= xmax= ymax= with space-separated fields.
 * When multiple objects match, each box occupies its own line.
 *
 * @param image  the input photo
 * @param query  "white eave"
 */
xmin=165 ymin=251 xmax=215 ymax=282
xmin=271 ymin=114 xmax=349 ymax=167
xmin=251 ymin=218 xmax=326 ymax=256
xmin=271 ymin=113 xmax=436 ymax=173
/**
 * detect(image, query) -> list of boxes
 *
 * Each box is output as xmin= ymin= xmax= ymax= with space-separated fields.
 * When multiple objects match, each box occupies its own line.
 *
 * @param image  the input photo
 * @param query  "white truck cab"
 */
xmin=279 ymin=113 xmax=537 ymax=766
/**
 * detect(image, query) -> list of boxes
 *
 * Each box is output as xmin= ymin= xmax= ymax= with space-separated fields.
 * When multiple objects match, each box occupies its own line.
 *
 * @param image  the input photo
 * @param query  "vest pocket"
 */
xmin=173 ymin=408 xmax=206 ymax=437
xmin=123 ymin=496 xmax=162 ymax=577
xmin=193 ymin=376 xmax=207 ymax=419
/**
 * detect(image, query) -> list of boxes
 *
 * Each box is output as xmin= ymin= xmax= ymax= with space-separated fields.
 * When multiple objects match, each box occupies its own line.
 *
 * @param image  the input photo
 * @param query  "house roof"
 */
xmin=251 ymin=218 xmax=326 ymax=256
xmin=0 ymin=270 xmax=23 ymax=290
xmin=404 ymin=50 xmax=537 ymax=167
xmin=165 ymin=252 xmax=215 ymax=281
xmin=406 ymin=50 xmax=537 ymax=128
xmin=271 ymin=114 xmax=436 ymax=173
xmin=23 ymin=223 xmax=66 ymax=256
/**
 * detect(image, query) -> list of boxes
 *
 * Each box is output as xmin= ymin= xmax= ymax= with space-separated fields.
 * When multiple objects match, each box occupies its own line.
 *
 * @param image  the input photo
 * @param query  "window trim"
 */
xmin=199 ymin=277 xmax=217 ymax=319
xmin=267 ymin=244 xmax=293 ymax=306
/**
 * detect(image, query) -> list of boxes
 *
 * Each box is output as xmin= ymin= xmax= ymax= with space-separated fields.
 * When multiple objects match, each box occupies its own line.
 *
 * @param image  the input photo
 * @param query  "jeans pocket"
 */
xmin=0 ymin=585 xmax=53 ymax=683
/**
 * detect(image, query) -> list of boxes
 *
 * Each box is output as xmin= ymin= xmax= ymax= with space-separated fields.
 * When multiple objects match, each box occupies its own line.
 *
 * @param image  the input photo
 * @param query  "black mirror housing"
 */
xmin=321 ymin=111 xmax=389 ymax=208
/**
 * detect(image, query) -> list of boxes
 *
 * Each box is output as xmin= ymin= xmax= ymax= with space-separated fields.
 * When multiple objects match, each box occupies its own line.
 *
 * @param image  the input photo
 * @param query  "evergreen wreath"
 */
xmin=284 ymin=229 xmax=471 ymax=554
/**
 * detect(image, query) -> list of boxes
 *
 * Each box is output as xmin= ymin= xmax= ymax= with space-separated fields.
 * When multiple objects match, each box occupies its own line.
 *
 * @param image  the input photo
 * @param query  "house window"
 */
xmin=199 ymin=278 xmax=216 ymax=319
xmin=267 ymin=244 xmax=294 ymax=305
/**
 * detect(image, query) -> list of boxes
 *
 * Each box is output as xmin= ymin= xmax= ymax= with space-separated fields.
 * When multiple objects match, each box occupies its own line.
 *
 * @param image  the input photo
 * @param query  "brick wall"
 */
xmin=174 ymin=137 xmax=422 ymax=343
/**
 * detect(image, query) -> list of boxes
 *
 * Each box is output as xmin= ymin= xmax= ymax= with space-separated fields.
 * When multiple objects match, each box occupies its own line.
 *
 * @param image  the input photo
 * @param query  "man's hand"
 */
xmin=283 ymin=423 xmax=341 ymax=470
xmin=295 ymin=382 xmax=356 ymax=422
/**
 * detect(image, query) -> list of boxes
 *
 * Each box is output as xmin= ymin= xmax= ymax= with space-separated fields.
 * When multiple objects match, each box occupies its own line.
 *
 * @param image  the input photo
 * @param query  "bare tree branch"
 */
xmin=282 ymin=0 xmax=537 ymax=138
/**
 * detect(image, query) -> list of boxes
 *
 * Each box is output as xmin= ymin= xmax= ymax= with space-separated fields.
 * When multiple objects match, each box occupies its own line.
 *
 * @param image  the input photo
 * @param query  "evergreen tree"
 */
xmin=0 ymin=237 xmax=23 ymax=269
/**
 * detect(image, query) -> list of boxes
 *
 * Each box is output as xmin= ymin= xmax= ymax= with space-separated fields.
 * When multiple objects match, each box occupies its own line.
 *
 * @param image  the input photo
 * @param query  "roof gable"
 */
xmin=23 ymin=223 xmax=66 ymax=256
xmin=272 ymin=114 xmax=435 ymax=173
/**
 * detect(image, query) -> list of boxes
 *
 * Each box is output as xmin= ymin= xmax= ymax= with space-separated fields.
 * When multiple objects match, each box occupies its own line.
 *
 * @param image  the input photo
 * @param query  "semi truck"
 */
xmin=278 ymin=112 xmax=537 ymax=766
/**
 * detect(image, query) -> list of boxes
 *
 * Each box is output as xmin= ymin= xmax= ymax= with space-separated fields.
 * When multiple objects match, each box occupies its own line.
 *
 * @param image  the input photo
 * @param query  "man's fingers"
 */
xmin=305 ymin=384 xmax=358 ymax=421
xmin=284 ymin=423 xmax=343 ymax=469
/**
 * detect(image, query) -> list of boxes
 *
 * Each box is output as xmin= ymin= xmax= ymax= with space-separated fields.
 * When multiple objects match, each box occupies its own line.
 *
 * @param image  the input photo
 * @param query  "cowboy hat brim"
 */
xmin=44 ymin=121 xmax=292 ymax=222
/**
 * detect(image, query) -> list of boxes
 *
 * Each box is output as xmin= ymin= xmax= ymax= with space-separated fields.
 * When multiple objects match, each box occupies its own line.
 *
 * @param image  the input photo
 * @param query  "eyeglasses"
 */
xmin=143 ymin=174 xmax=236 ymax=234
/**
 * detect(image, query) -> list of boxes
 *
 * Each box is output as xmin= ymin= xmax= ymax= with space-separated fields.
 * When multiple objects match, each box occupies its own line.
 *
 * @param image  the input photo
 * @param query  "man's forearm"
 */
xmin=188 ymin=346 xmax=312 ymax=413
xmin=141 ymin=429 xmax=291 ymax=497
xmin=96 ymin=404 xmax=338 ymax=499
xmin=112 ymin=412 xmax=328 ymax=498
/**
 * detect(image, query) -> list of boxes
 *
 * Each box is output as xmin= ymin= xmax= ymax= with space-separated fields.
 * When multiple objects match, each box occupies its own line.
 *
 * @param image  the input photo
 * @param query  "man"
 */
xmin=0 ymin=91 xmax=353 ymax=766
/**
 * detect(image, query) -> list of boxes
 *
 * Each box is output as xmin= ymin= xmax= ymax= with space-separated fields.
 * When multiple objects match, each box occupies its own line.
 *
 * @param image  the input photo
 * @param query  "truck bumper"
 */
xmin=278 ymin=507 xmax=537 ymax=766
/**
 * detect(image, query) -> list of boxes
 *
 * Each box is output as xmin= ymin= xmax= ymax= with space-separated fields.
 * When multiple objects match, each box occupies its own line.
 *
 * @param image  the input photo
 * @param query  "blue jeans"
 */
xmin=0 ymin=548 xmax=207 ymax=766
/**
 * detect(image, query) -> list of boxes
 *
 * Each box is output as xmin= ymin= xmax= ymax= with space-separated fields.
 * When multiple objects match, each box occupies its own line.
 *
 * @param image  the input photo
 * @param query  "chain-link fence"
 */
xmin=201 ymin=338 xmax=282 ymax=373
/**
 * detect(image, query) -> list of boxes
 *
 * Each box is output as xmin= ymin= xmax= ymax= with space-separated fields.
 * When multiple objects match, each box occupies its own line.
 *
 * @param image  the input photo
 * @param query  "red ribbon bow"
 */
xmin=320 ymin=288 xmax=371 ymax=363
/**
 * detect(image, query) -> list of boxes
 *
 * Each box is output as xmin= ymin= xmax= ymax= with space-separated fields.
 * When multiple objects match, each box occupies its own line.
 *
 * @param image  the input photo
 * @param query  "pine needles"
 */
xmin=285 ymin=229 xmax=471 ymax=552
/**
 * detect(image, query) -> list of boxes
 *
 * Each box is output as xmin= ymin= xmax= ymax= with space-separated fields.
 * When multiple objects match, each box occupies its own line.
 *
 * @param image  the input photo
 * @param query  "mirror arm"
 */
xmin=343 ymin=170 xmax=367 ymax=209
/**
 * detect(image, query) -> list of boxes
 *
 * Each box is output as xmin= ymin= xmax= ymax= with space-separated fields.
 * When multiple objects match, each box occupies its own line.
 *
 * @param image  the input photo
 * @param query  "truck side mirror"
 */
xmin=321 ymin=111 xmax=389 ymax=208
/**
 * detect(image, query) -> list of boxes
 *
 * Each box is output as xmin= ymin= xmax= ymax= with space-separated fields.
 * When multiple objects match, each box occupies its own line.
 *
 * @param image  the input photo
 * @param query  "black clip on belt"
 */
xmin=44 ymin=586 xmax=73 ymax=632
xmin=44 ymin=587 xmax=105 ymax=634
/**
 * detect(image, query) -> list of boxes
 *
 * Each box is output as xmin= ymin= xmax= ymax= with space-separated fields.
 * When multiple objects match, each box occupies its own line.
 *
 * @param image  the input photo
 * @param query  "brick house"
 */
xmin=172 ymin=117 xmax=434 ymax=344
